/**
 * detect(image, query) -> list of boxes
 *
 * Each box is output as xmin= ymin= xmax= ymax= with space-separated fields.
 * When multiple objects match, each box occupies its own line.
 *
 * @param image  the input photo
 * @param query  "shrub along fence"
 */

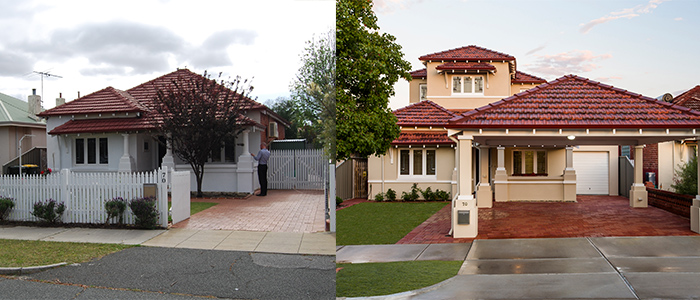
xmin=646 ymin=187 xmax=693 ymax=218
xmin=0 ymin=168 xmax=169 ymax=227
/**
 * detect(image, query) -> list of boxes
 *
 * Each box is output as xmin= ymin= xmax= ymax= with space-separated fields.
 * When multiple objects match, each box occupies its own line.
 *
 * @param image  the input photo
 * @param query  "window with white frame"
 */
xmin=399 ymin=149 xmax=436 ymax=177
xmin=512 ymin=150 xmax=546 ymax=176
xmin=452 ymin=75 xmax=484 ymax=95
xmin=419 ymin=83 xmax=427 ymax=101
xmin=75 ymin=137 xmax=108 ymax=165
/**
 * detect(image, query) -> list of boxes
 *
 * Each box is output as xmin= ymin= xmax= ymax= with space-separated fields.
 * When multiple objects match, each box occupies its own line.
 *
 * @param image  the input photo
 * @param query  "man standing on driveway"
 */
xmin=251 ymin=142 xmax=271 ymax=196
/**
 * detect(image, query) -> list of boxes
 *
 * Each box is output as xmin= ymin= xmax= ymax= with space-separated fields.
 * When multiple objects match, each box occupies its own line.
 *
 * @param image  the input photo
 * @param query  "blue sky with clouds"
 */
xmin=374 ymin=0 xmax=700 ymax=110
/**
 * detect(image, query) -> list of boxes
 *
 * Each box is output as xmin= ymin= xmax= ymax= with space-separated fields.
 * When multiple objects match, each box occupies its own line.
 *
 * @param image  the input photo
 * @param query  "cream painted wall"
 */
xmin=510 ymin=83 xmax=540 ymax=95
xmin=657 ymin=141 xmax=696 ymax=192
xmin=424 ymin=61 xmax=512 ymax=109
xmin=408 ymin=78 xmax=426 ymax=104
xmin=368 ymin=146 xmax=456 ymax=199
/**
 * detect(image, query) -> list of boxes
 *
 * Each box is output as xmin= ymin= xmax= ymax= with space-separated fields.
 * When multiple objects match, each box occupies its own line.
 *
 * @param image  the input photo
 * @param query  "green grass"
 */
xmin=336 ymin=260 xmax=462 ymax=297
xmin=337 ymin=202 xmax=448 ymax=245
xmin=0 ymin=239 xmax=133 ymax=267
xmin=189 ymin=202 xmax=217 ymax=215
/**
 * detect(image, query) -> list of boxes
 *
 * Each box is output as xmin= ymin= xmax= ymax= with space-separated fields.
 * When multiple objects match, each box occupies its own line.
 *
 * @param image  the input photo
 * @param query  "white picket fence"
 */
xmin=0 ymin=168 xmax=168 ymax=227
xmin=268 ymin=149 xmax=328 ymax=190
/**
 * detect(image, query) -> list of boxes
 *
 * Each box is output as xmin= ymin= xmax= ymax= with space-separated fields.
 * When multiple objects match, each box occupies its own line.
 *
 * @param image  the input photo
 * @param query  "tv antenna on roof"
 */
xmin=32 ymin=71 xmax=63 ymax=102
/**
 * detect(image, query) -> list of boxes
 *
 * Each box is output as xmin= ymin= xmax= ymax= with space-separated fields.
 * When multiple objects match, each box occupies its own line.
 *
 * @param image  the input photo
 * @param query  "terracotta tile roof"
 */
xmin=410 ymin=68 xmax=427 ymax=79
xmin=38 ymin=87 xmax=146 ymax=116
xmin=436 ymin=62 xmax=496 ymax=72
xmin=672 ymin=85 xmax=700 ymax=111
xmin=49 ymin=118 xmax=156 ymax=134
xmin=391 ymin=131 xmax=455 ymax=146
xmin=512 ymin=71 xmax=547 ymax=84
xmin=394 ymin=100 xmax=459 ymax=126
xmin=40 ymin=69 xmax=285 ymax=134
xmin=419 ymin=45 xmax=515 ymax=61
xmin=449 ymin=75 xmax=700 ymax=128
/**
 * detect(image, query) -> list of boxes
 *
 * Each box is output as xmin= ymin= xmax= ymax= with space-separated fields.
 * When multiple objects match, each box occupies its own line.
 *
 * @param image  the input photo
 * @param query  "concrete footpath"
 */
xmin=337 ymin=236 xmax=700 ymax=299
xmin=0 ymin=225 xmax=336 ymax=255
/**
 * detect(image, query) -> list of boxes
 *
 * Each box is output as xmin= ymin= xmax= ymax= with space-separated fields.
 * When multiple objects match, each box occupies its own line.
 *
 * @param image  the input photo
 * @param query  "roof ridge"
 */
xmin=419 ymin=45 xmax=515 ymax=61
xmin=673 ymin=85 xmax=700 ymax=106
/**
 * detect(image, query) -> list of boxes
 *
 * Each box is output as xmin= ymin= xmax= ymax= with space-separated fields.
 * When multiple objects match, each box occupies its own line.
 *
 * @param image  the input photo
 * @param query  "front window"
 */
xmin=452 ymin=75 xmax=484 ymax=95
xmin=419 ymin=84 xmax=427 ymax=101
xmin=512 ymin=150 xmax=546 ymax=176
xmin=399 ymin=149 xmax=437 ymax=177
xmin=75 ymin=137 xmax=108 ymax=165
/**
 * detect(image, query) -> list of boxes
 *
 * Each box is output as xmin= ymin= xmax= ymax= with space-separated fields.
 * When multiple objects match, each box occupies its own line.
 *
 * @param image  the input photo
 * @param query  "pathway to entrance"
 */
xmin=398 ymin=195 xmax=697 ymax=244
xmin=172 ymin=189 xmax=326 ymax=233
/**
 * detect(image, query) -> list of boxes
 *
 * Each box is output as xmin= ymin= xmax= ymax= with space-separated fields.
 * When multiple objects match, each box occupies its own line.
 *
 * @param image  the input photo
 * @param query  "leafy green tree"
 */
xmin=267 ymin=97 xmax=319 ymax=148
xmin=336 ymin=0 xmax=411 ymax=161
xmin=671 ymin=155 xmax=697 ymax=195
xmin=290 ymin=29 xmax=335 ymax=158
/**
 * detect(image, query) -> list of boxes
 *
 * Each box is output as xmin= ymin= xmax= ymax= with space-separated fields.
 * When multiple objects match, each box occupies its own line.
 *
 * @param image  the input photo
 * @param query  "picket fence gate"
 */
xmin=268 ymin=149 xmax=328 ymax=190
xmin=0 ymin=168 xmax=168 ymax=227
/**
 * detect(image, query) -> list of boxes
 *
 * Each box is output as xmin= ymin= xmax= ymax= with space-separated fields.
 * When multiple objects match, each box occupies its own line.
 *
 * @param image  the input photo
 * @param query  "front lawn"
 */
xmin=337 ymin=202 xmax=448 ymax=245
xmin=336 ymin=260 xmax=462 ymax=297
xmin=168 ymin=202 xmax=217 ymax=215
xmin=0 ymin=239 xmax=133 ymax=267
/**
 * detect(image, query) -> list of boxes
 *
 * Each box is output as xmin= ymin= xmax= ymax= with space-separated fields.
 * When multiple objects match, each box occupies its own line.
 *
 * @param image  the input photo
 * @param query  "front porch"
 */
xmin=399 ymin=195 xmax=698 ymax=244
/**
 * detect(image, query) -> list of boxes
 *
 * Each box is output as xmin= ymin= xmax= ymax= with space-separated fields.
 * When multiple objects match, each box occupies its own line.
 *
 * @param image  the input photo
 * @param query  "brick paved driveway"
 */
xmin=172 ymin=190 xmax=326 ymax=233
xmin=398 ymin=195 xmax=698 ymax=244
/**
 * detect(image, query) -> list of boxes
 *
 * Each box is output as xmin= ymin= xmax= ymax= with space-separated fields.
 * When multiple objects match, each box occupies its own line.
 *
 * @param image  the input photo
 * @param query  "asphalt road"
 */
xmin=0 ymin=247 xmax=335 ymax=300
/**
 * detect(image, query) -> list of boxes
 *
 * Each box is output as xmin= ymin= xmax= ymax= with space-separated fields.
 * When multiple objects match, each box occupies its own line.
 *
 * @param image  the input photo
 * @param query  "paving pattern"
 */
xmin=172 ymin=190 xmax=326 ymax=233
xmin=398 ymin=195 xmax=697 ymax=244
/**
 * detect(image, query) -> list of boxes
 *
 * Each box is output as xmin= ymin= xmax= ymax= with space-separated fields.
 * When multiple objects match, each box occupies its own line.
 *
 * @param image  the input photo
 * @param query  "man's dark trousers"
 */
xmin=258 ymin=164 xmax=268 ymax=196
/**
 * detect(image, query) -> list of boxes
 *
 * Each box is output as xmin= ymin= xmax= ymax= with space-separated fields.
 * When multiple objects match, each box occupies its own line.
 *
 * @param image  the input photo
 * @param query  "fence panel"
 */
xmin=268 ymin=149 xmax=327 ymax=190
xmin=0 ymin=169 xmax=165 ymax=227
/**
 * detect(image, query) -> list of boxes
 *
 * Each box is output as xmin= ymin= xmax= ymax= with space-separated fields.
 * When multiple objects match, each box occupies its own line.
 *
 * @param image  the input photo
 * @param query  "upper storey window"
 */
xmin=452 ymin=75 xmax=484 ymax=95
xmin=419 ymin=84 xmax=427 ymax=101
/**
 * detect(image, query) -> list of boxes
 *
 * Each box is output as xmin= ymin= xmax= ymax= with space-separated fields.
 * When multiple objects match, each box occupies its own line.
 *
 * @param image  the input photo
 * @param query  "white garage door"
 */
xmin=573 ymin=152 xmax=609 ymax=195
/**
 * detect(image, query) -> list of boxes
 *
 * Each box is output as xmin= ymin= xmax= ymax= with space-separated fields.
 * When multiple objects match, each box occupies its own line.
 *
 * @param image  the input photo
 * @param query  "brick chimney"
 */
xmin=56 ymin=92 xmax=65 ymax=107
xmin=27 ymin=88 xmax=41 ymax=120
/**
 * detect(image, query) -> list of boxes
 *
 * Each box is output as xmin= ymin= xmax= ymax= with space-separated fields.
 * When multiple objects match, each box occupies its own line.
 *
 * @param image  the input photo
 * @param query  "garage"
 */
xmin=574 ymin=151 xmax=609 ymax=195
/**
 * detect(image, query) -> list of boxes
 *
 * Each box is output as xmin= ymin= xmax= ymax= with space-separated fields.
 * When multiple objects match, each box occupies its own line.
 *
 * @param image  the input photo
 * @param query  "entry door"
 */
xmin=573 ymin=152 xmax=609 ymax=195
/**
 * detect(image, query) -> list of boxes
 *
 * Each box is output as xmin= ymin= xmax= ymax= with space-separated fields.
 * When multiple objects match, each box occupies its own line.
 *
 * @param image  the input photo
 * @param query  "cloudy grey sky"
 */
xmin=0 ymin=0 xmax=334 ymax=108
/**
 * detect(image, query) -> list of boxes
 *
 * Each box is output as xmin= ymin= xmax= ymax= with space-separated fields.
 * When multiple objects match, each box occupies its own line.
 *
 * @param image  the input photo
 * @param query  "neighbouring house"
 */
xmin=369 ymin=45 xmax=700 ymax=237
xmin=37 ymin=69 xmax=289 ymax=193
xmin=641 ymin=85 xmax=700 ymax=192
xmin=0 ymin=90 xmax=47 ymax=174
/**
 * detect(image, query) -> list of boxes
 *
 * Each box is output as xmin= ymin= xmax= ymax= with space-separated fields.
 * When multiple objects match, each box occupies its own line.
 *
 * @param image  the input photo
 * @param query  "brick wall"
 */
xmin=643 ymin=143 xmax=658 ymax=185
xmin=646 ymin=187 xmax=693 ymax=218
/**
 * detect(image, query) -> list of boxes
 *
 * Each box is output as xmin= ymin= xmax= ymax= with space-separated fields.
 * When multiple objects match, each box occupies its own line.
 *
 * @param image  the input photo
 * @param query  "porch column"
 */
xmin=453 ymin=134 xmax=477 ymax=238
xmin=563 ymin=146 xmax=577 ymax=202
xmin=692 ymin=145 xmax=700 ymax=233
xmin=118 ymin=134 xmax=134 ymax=172
xmin=161 ymin=136 xmax=175 ymax=171
xmin=493 ymin=146 xmax=508 ymax=201
xmin=237 ymin=129 xmax=255 ymax=194
xmin=476 ymin=146 xmax=492 ymax=208
xmin=629 ymin=145 xmax=648 ymax=207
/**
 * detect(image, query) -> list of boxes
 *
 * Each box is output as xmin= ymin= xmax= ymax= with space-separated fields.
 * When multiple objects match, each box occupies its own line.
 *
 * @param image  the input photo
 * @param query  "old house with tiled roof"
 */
xmin=369 ymin=45 xmax=700 ymax=238
xmin=0 ymin=90 xmax=47 ymax=174
xmin=37 ymin=69 xmax=288 ymax=193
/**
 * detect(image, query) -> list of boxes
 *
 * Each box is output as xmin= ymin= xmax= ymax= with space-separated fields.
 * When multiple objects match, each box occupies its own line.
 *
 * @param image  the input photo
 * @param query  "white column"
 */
xmin=453 ymin=134 xmax=477 ymax=238
xmin=476 ymin=146 xmax=492 ymax=208
xmin=563 ymin=146 xmax=577 ymax=202
xmin=691 ymin=145 xmax=700 ymax=233
xmin=494 ymin=146 xmax=508 ymax=201
xmin=161 ymin=137 xmax=175 ymax=171
xmin=237 ymin=129 xmax=255 ymax=194
xmin=629 ymin=145 xmax=648 ymax=207
xmin=118 ymin=134 xmax=134 ymax=172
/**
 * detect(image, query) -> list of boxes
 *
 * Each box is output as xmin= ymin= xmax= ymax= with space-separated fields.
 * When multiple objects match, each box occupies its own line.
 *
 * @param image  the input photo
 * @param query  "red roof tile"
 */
xmin=419 ymin=45 xmax=515 ymax=61
xmin=672 ymin=85 xmax=700 ymax=111
xmin=410 ymin=68 xmax=427 ymax=79
xmin=394 ymin=100 xmax=459 ymax=126
xmin=436 ymin=62 xmax=496 ymax=71
xmin=450 ymin=75 xmax=700 ymax=129
xmin=391 ymin=131 xmax=455 ymax=146
xmin=38 ymin=87 xmax=145 ymax=116
xmin=512 ymin=71 xmax=547 ymax=84
xmin=49 ymin=118 xmax=156 ymax=134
